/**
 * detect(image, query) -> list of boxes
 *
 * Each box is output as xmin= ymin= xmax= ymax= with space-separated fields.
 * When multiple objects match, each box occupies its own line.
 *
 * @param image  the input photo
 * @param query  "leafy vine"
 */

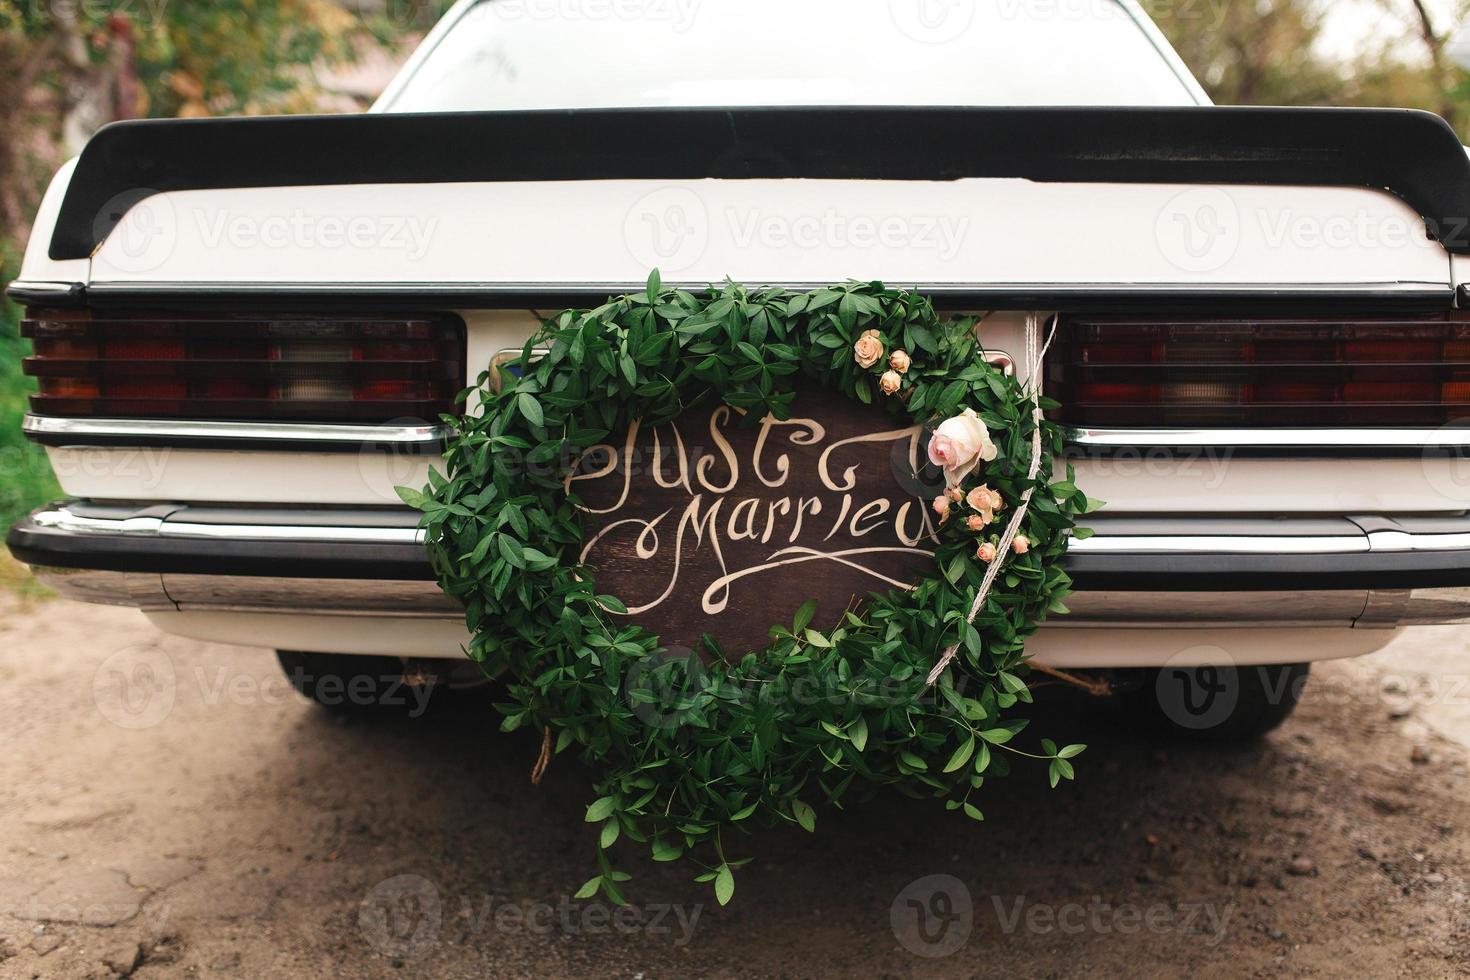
xmin=404 ymin=273 xmax=1092 ymax=905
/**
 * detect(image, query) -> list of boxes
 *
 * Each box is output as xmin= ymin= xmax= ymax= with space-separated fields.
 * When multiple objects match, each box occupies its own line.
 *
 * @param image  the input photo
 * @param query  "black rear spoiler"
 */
xmin=52 ymin=104 xmax=1470 ymax=261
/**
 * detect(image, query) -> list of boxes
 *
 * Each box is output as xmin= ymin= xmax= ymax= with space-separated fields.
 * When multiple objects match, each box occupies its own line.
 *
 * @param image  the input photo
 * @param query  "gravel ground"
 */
xmin=1 ymin=588 xmax=1469 ymax=979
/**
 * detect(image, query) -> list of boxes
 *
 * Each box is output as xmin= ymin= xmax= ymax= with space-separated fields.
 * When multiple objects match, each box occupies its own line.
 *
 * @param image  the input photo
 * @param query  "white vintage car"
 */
xmin=9 ymin=0 xmax=1470 ymax=737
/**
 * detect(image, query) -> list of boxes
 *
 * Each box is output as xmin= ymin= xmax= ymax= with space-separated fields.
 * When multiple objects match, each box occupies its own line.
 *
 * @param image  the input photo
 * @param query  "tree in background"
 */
xmin=0 ymin=0 xmax=438 ymax=243
xmin=1149 ymin=0 xmax=1344 ymax=104
xmin=1151 ymin=0 xmax=1470 ymax=136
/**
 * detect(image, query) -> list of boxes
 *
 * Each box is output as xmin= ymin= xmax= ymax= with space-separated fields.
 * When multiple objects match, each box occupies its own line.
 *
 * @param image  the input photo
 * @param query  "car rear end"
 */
xmin=9 ymin=0 xmax=1470 ymax=677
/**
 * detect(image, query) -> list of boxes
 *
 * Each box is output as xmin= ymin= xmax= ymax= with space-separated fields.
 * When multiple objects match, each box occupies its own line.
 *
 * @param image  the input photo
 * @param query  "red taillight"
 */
xmin=1047 ymin=316 xmax=1470 ymax=428
xmin=21 ymin=312 xmax=465 ymax=423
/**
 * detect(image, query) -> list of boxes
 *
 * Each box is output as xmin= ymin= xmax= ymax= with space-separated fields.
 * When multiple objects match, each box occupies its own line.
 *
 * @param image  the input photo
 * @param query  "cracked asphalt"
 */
xmin=2 ymin=585 xmax=1469 ymax=978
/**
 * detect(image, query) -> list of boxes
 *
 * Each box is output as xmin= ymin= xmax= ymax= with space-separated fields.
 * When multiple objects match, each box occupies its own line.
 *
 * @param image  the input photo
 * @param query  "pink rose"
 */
xmin=889 ymin=350 xmax=912 ymax=374
xmin=1012 ymin=536 xmax=1030 ymax=555
xmin=966 ymin=514 xmax=987 ymax=532
xmin=964 ymin=483 xmax=994 ymax=511
xmin=932 ymin=495 xmax=951 ymax=522
xmin=854 ymin=334 xmax=884 ymax=369
xmin=947 ymin=487 xmax=964 ymax=502
xmin=927 ymin=408 xmax=998 ymax=488
xmin=879 ymin=370 xmax=902 ymax=396
xmin=977 ymin=542 xmax=998 ymax=562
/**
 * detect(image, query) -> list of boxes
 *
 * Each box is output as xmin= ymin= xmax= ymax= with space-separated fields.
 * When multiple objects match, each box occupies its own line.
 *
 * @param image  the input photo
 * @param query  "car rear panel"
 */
xmin=11 ymin=105 xmax=1470 ymax=662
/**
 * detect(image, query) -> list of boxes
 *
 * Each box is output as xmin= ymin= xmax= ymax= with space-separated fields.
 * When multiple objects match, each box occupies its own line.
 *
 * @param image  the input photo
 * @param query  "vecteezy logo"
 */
xmin=92 ymin=643 xmax=177 ymax=730
xmin=1154 ymin=188 xmax=1241 ymax=274
xmin=1154 ymin=647 xmax=1239 ymax=731
xmin=350 ymin=0 xmax=454 ymax=44
xmin=624 ymin=187 xmax=709 ymax=274
xmin=93 ymin=190 xmax=178 ymax=275
xmin=889 ymin=0 xmax=975 ymax=43
xmin=357 ymin=417 xmax=435 ymax=505
xmin=624 ymin=646 xmax=708 ymax=730
xmin=1423 ymin=420 xmax=1470 ymax=506
xmin=890 ymin=874 xmax=974 ymax=958
xmin=359 ymin=874 xmax=443 ymax=961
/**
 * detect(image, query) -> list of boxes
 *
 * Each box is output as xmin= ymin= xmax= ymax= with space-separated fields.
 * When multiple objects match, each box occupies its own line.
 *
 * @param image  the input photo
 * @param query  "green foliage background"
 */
xmin=0 ymin=246 xmax=58 ymax=536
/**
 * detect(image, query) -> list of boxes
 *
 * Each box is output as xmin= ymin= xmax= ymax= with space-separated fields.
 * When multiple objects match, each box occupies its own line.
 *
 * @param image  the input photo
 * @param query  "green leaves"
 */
xmin=1041 ymin=740 xmax=1086 ymax=788
xmin=405 ymin=276 xmax=1088 ymax=910
xmin=714 ymin=865 xmax=736 ymax=906
xmin=517 ymin=391 xmax=544 ymax=427
xmin=943 ymin=735 xmax=976 ymax=773
xmin=395 ymin=485 xmax=428 ymax=509
xmin=792 ymin=800 xmax=816 ymax=833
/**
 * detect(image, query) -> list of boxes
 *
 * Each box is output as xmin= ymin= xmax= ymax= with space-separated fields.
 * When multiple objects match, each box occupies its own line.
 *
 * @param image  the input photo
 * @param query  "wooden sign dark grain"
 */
xmin=570 ymin=386 xmax=940 ymax=656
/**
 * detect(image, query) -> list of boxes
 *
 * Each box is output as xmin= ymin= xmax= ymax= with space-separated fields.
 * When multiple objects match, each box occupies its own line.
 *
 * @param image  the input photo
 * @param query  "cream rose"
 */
xmin=932 ymin=495 xmax=951 ymax=522
xmin=966 ymin=514 xmax=987 ymax=532
xmin=879 ymin=370 xmax=902 ymax=396
xmin=976 ymin=542 xmax=998 ymax=562
xmin=853 ymin=333 xmax=884 ymax=369
xmin=889 ymin=350 xmax=912 ymax=374
xmin=926 ymin=408 xmax=998 ymax=487
xmin=1012 ymin=535 xmax=1030 ymax=555
xmin=965 ymin=485 xmax=1001 ymax=523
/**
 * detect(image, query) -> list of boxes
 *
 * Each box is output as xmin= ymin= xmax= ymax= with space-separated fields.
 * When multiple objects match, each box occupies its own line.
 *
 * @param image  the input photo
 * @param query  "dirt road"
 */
xmin=1 ymin=589 xmax=1468 ymax=978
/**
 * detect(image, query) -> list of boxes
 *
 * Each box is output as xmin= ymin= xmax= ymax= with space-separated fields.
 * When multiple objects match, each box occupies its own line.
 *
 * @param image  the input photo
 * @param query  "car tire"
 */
xmin=1121 ymin=662 xmax=1311 ymax=742
xmin=276 ymin=650 xmax=440 ymax=716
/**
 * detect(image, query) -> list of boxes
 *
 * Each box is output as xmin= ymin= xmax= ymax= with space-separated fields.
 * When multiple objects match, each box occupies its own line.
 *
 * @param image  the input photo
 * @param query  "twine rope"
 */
xmin=926 ymin=313 xmax=1057 ymax=687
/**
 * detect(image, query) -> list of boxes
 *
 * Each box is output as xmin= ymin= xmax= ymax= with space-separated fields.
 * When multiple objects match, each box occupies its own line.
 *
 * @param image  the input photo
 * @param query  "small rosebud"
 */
xmin=889 ymin=349 xmax=912 ymax=374
xmin=947 ymin=487 xmax=964 ymax=502
xmin=932 ymin=495 xmax=951 ymax=521
xmin=879 ymin=370 xmax=902 ymax=396
xmin=1012 ymin=535 xmax=1030 ymax=555
xmin=966 ymin=514 xmax=987 ymax=532
xmin=977 ymin=542 xmax=998 ymax=562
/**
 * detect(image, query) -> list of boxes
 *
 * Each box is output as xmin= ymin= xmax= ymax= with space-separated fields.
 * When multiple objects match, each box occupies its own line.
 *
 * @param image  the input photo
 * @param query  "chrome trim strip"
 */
xmin=29 ymin=566 xmax=454 ymax=617
xmin=33 ymin=505 xmax=1470 ymax=556
xmin=35 ymin=416 xmax=1470 ymax=455
xmin=4 ymin=279 xmax=83 ymax=298
xmin=23 ymin=415 xmax=447 ymax=447
xmin=1067 ymin=534 xmax=1371 ymax=555
xmin=1068 ymin=427 xmax=1470 ymax=450
xmin=161 ymin=574 xmax=459 ymax=617
xmin=1367 ymin=530 xmax=1470 ymax=552
xmin=1397 ymin=586 xmax=1470 ymax=625
xmin=33 ymin=507 xmax=424 ymax=545
xmin=160 ymin=522 xmax=424 ymax=545
xmin=33 ymin=567 xmax=175 ymax=612
xmin=34 ymin=567 xmax=1470 ymax=630
xmin=83 ymin=280 xmax=1451 ymax=299
xmin=1055 ymin=589 xmax=1369 ymax=627
xmin=25 ymin=507 xmax=1470 ymax=628
xmin=32 ymin=509 xmax=165 ymax=536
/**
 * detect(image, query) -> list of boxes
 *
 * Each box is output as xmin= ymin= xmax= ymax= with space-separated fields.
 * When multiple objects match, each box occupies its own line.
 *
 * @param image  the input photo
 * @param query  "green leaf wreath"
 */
xmin=404 ymin=272 xmax=1092 ymax=906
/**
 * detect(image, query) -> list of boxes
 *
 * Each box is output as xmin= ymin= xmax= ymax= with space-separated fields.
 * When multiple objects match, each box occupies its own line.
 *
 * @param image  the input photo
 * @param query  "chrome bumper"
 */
xmin=12 ymin=503 xmax=1470 ymax=629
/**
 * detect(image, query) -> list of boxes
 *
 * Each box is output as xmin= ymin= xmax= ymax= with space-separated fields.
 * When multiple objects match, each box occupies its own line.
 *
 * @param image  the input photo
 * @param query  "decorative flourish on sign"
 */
xmin=569 ymin=392 xmax=940 ymax=640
